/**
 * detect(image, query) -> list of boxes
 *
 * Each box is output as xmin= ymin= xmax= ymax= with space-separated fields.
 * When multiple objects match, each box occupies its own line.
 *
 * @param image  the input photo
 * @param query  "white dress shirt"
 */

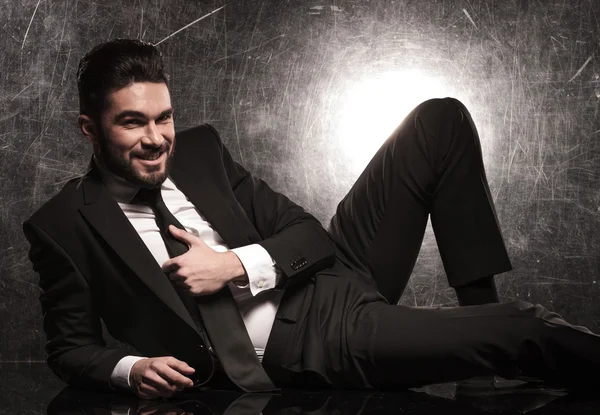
xmin=97 ymin=164 xmax=283 ymax=390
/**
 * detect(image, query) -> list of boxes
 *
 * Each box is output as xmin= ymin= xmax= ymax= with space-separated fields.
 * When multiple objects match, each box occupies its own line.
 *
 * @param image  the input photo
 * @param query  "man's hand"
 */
xmin=130 ymin=356 xmax=195 ymax=399
xmin=162 ymin=225 xmax=248 ymax=296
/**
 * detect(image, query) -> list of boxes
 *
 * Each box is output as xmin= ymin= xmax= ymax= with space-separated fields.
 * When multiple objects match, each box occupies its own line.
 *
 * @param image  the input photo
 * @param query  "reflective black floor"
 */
xmin=2 ymin=363 xmax=600 ymax=414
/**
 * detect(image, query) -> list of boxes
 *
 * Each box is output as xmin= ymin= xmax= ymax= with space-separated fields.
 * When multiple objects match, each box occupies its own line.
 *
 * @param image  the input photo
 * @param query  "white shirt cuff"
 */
xmin=231 ymin=244 xmax=280 ymax=296
xmin=110 ymin=355 xmax=148 ymax=390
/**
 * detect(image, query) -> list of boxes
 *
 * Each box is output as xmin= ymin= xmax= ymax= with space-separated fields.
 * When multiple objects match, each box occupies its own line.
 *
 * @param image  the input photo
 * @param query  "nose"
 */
xmin=143 ymin=122 xmax=164 ymax=147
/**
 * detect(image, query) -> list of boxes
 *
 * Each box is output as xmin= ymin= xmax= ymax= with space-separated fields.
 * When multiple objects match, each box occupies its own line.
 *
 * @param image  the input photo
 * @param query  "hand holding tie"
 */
xmin=161 ymin=225 xmax=248 ymax=296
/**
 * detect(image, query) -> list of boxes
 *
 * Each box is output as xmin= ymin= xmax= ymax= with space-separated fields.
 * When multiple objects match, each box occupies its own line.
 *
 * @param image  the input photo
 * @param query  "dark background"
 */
xmin=1 ymin=0 xmax=598 ymax=363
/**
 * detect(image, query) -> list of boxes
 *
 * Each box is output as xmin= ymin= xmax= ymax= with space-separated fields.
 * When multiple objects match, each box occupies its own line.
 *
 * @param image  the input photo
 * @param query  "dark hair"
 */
xmin=77 ymin=38 xmax=169 ymax=121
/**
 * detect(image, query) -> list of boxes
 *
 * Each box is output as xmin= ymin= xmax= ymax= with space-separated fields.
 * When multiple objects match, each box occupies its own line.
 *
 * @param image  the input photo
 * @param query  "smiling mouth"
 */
xmin=137 ymin=152 xmax=163 ymax=160
xmin=133 ymin=152 xmax=167 ymax=167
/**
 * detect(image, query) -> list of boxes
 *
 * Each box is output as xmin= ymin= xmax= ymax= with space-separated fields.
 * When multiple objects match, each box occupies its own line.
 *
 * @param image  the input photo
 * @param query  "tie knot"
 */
xmin=132 ymin=187 xmax=163 ymax=207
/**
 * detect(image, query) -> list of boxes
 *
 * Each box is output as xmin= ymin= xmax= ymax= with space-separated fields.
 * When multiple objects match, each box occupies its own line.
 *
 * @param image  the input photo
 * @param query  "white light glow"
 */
xmin=336 ymin=70 xmax=454 ymax=173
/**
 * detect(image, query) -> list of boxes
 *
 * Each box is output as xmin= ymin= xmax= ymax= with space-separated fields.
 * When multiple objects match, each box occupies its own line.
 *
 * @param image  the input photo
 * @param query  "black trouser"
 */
xmin=327 ymin=98 xmax=600 ymax=388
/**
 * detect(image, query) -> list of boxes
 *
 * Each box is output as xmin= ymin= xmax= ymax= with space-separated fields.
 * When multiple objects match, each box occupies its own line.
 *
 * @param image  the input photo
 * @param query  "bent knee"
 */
xmin=413 ymin=97 xmax=466 ymax=123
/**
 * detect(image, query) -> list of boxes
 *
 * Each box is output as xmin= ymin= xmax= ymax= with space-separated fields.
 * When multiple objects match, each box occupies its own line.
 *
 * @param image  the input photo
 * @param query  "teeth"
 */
xmin=140 ymin=153 xmax=161 ymax=160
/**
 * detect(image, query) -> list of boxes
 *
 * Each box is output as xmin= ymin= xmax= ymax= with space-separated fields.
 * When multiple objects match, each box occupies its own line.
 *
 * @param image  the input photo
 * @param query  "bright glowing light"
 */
xmin=336 ymin=70 xmax=455 ymax=173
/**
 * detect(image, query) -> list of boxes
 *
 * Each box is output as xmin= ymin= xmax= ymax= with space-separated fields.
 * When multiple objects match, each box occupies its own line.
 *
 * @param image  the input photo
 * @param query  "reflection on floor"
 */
xmin=1 ymin=363 xmax=599 ymax=414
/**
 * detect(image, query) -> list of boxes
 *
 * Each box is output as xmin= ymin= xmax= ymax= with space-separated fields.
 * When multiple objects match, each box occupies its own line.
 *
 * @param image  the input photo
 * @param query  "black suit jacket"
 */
xmin=23 ymin=124 xmax=343 ymax=390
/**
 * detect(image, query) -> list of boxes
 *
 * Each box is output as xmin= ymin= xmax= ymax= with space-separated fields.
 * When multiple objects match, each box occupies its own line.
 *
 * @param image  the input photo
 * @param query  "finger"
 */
xmin=157 ymin=364 xmax=195 ymax=389
xmin=161 ymin=258 xmax=180 ymax=273
xmin=174 ymin=279 xmax=210 ymax=296
xmin=143 ymin=370 xmax=180 ymax=394
xmin=159 ymin=367 xmax=193 ymax=390
xmin=166 ymin=358 xmax=196 ymax=387
xmin=168 ymin=225 xmax=200 ymax=246
xmin=167 ymin=268 xmax=186 ymax=282
xmin=138 ymin=368 xmax=183 ymax=397
xmin=166 ymin=357 xmax=196 ymax=374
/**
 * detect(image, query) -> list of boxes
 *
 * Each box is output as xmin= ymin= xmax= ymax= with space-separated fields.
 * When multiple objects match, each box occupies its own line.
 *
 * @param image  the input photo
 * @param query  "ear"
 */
xmin=78 ymin=114 xmax=98 ymax=144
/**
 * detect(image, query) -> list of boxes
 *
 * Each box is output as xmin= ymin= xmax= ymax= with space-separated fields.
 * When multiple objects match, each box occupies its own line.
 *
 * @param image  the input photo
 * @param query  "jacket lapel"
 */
xmin=78 ymin=168 xmax=201 ymax=336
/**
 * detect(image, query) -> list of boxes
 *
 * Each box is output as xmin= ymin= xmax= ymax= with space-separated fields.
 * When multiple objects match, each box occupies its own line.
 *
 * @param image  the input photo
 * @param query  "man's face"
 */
xmin=94 ymin=82 xmax=175 ymax=188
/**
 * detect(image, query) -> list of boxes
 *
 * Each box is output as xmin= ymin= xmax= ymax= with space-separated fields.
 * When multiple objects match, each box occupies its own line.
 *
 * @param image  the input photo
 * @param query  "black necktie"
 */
xmin=134 ymin=187 xmax=277 ymax=392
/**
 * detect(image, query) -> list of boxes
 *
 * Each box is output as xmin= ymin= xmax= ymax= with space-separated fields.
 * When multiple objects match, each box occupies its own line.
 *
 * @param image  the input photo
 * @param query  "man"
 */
xmin=24 ymin=39 xmax=600 ymax=399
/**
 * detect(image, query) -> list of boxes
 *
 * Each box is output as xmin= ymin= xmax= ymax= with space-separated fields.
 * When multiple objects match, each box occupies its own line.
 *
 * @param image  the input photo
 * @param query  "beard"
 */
xmin=95 ymin=131 xmax=175 ymax=189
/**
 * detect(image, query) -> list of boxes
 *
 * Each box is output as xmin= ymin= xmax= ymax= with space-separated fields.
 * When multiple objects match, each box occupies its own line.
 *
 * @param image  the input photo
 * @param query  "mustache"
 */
xmin=132 ymin=142 xmax=171 ymax=159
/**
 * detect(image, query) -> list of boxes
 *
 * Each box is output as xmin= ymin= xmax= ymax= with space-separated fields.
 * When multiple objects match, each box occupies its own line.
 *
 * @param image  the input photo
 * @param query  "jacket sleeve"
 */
xmin=23 ymin=221 xmax=130 ymax=391
xmin=207 ymin=125 xmax=336 ymax=290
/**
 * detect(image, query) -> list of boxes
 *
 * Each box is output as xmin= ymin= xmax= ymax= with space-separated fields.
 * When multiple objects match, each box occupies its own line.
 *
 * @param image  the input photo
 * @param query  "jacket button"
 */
xmin=291 ymin=257 xmax=307 ymax=270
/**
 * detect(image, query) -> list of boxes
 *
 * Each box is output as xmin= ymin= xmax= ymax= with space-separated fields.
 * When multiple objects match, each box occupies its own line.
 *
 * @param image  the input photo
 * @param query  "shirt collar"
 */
xmin=93 ymin=155 xmax=176 ymax=203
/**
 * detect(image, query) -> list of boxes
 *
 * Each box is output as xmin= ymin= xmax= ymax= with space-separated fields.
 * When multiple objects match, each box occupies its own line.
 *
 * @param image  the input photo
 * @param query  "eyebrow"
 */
xmin=114 ymin=108 xmax=174 ymax=123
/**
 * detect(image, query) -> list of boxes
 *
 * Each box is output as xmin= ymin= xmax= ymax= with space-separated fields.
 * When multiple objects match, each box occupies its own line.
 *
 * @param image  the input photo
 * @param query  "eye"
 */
xmin=123 ymin=119 xmax=143 ymax=127
xmin=157 ymin=114 xmax=173 ymax=123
